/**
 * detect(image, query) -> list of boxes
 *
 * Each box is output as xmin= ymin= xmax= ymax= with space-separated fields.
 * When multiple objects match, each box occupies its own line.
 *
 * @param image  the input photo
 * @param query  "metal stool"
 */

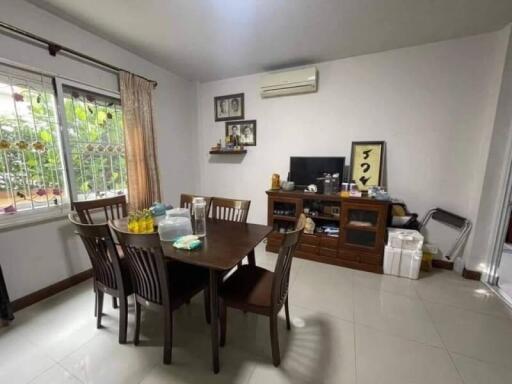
xmin=419 ymin=208 xmax=472 ymax=261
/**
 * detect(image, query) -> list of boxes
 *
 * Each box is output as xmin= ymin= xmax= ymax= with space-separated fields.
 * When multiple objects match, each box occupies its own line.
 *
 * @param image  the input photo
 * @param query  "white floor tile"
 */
xmin=353 ymin=269 xmax=419 ymax=298
xmin=59 ymin=333 xmax=160 ymax=384
xmin=451 ymin=353 xmax=512 ymax=384
xmin=424 ymin=301 xmax=512 ymax=366
xmin=0 ymin=330 xmax=55 ymax=384
xmin=5 ymin=252 xmax=512 ymax=384
xmin=289 ymin=261 xmax=354 ymax=322
xmin=29 ymin=364 xmax=82 ymax=384
xmin=353 ymin=286 xmax=443 ymax=347
xmin=355 ymin=324 xmax=462 ymax=384
xmin=246 ymin=306 xmax=356 ymax=384
xmin=415 ymin=271 xmax=512 ymax=318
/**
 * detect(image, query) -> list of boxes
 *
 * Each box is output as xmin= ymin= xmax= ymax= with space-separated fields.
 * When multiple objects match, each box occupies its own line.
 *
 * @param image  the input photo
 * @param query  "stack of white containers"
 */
xmin=384 ymin=228 xmax=424 ymax=279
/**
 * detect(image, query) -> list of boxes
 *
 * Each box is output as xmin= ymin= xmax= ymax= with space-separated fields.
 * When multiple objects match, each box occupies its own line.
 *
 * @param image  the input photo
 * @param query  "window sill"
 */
xmin=0 ymin=206 xmax=71 ymax=233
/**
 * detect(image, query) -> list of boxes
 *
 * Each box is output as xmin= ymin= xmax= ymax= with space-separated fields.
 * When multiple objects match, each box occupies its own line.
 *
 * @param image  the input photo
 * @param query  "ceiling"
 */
xmin=29 ymin=0 xmax=512 ymax=82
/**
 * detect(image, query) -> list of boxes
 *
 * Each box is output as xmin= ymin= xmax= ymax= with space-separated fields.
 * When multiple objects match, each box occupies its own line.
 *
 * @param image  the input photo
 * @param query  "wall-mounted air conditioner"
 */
xmin=260 ymin=66 xmax=318 ymax=98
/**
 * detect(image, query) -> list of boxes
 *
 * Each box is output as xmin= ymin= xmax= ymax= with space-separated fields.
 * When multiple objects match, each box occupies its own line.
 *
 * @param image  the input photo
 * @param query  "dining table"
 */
xmin=117 ymin=218 xmax=273 ymax=373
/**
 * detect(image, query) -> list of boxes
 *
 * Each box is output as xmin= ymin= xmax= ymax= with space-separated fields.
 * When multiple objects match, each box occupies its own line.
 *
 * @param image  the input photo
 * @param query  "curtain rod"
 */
xmin=0 ymin=21 xmax=158 ymax=88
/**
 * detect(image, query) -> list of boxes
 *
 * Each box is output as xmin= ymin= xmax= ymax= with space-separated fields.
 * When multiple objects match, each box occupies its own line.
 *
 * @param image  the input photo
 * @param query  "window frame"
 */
xmin=0 ymin=61 xmax=125 ymax=228
xmin=54 ymin=78 xmax=123 ymax=204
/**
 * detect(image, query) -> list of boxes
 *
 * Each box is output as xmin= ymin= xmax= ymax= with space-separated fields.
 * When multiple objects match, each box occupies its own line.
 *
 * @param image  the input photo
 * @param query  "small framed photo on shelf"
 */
xmin=214 ymin=93 xmax=244 ymax=121
xmin=226 ymin=120 xmax=257 ymax=146
xmin=350 ymin=141 xmax=385 ymax=191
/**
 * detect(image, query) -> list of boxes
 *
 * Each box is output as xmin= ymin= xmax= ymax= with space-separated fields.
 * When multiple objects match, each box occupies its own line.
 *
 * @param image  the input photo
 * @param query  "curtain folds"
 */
xmin=120 ymin=71 xmax=161 ymax=211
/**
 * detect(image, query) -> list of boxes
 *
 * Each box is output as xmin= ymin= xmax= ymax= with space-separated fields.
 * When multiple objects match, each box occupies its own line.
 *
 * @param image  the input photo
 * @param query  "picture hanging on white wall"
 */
xmin=214 ymin=93 xmax=244 ymax=121
xmin=226 ymin=120 xmax=256 ymax=146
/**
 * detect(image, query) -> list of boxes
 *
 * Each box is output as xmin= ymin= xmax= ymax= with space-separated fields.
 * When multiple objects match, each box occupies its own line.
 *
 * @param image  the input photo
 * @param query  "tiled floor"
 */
xmin=2 ymin=243 xmax=512 ymax=384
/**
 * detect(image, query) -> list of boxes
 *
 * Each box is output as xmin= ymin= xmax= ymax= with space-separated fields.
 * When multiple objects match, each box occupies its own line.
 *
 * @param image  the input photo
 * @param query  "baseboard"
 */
xmin=432 ymin=259 xmax=454 ymax=270
xmin=11 ymin=269 xmax=92 ymax=312
xmin=462 ymin=267 xmax=482 ymax=281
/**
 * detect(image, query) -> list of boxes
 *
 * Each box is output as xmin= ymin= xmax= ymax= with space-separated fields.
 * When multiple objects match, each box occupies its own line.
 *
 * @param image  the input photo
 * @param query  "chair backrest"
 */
xmin=109 ymin=220 xmax=169 ymax=308
xmin=68 ymin=213 xmax=123 ymax=292
xmin=180 ymin=194 xmax=213 ymax=216
xmin=211 ymin=197 xmax=250 ymax=222
xmin=74 ymin=195 xmax=128 ymax=224
xmin=271 ymin=226 xmax=303 ymax=309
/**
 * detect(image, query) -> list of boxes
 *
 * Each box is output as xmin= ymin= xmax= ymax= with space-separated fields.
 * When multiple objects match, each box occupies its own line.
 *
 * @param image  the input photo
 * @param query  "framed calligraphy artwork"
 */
xmin=350 ymin=141 xmax=385 ymax=191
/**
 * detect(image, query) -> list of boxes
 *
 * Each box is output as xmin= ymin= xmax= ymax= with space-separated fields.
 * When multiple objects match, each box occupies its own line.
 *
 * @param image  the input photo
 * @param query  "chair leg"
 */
xmin=118 ymin=296 xmax=128 ymax=344
xmin=112 ymin=297 xmax=118 ymax=309
xmin=96 ymin=291 xmax=104 ymax=329
xmin=94 ymin=290 xmax=98 ymax=317
xmin=204 ymin=289 xmax=211 ymax=324
xmin=134 ymin=301 xmax=141 ymax=346
xmin=163 ymin=310 xmax=173 ymax=365
xmin=285 ymin=297 xmax=291 ymax=331
xmin=270 ymin=314 xmax=281 ymax=367
xmin=220 ymin=299 xmax=227 ymax=347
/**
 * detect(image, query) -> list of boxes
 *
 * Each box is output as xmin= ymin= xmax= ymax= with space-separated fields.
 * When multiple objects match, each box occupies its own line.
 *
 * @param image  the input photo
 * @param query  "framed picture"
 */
xmin=225 ymin=120 xmax=257 ymax=146
xmin=214 ymin=93 xmax=244 ymax=121
xmin=350 ymin=141 xmax=385 ymax=191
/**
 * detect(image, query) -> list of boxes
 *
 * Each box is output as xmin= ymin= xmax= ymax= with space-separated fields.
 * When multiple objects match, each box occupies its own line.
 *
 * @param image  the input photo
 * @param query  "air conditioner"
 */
xmin=260 ymin=66 xmax=318 ymax=98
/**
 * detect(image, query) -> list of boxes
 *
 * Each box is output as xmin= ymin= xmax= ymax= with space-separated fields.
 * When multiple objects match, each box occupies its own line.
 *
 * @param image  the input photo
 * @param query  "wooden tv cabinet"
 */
xmin=266 ymin=190 xmax=390 ymax=273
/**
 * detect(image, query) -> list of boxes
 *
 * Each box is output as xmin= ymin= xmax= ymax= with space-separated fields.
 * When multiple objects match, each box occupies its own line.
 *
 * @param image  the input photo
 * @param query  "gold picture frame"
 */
xmin=350 ymin=141 xmax=385 ymax=191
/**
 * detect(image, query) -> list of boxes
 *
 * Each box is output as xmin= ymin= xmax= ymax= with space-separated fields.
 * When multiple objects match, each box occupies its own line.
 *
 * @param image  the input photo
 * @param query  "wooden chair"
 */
xmin=109 ymin=220 xmax=210 ymax=364
xmin=218 ymin=225 xmax=303 ymax=366
xmin=73 ymin=195 xmax=128 ymax=224
xmin=74 ymin=195 xmax=128 ymax=310
xmin=68 ymin=213 xmax=132 ymax=344
xmin=211 ymin=197 xmax=250 ymax=222
xmin=180 ymin=193 xmax=213 ymax=216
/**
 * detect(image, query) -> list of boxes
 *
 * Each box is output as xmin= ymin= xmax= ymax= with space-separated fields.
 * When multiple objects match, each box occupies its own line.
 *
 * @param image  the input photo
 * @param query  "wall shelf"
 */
xmin=209 ymin=150 xmax=247 ymax=155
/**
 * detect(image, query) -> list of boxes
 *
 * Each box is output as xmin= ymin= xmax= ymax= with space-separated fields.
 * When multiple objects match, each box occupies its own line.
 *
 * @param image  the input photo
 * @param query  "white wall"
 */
xmin=470 ymin=25 xmax=512 ymax=273
xmin=0 ymin=0 xmax=199 ymax=300
xmin=197 ymin=30 xmax=508 ymax=264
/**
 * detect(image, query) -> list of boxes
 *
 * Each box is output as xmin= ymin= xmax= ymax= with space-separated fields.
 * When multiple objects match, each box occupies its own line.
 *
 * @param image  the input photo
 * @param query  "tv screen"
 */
xmin=290 ymin=157 xmax=345 ymax=187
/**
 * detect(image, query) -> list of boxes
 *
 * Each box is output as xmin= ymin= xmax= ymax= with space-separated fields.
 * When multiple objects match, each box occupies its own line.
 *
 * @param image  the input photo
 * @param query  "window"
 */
xmin=0 ymin=65 xmax=66 ymax=216
xmin=61 ymin=85 xmax=127 ymax=201
xmin=0 ymin=63 xmax=127 ymax=222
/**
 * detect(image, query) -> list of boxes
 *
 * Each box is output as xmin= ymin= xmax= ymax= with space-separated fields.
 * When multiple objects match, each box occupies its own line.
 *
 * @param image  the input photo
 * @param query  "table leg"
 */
xmin=209 ymin=269 xmax=220 ymax=373
xmin=247 ymin=249 xmax=256 ymax=266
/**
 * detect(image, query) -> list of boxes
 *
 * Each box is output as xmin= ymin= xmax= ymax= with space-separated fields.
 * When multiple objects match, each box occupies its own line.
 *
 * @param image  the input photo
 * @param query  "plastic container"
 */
xmin=158 ymin=216 xmax=193 ymax=242
xmin=383 ymin=245 xmax=423 ymax=279
xmin=387 ymin=228 xmax=424 ymax=251
xmin=166 ymin=207 xmax=191 ymax=219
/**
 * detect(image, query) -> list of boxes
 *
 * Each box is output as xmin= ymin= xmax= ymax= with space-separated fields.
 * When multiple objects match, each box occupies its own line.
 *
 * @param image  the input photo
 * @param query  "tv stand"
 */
xmin=266 ymin=190 xmax=390 ymax=273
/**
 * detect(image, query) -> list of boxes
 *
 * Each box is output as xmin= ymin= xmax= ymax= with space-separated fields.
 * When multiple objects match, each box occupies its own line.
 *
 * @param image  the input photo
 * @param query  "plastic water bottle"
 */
xmin=192 ymin=197 xmax=206 ymax=237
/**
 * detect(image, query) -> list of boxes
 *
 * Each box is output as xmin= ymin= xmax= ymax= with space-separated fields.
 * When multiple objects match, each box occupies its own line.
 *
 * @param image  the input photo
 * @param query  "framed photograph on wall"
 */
xmin=214 ymin=93 xmax=244 ymax=121
xmin=225 ymin=120 xmax=256 ymax=146
xmin=349 ymin=141 xmax=385 ymax=191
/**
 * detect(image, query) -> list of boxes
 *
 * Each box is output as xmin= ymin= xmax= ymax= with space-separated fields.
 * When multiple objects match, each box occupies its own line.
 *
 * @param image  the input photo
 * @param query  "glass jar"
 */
xmin=192 ymin=197 xmax=206 ymax=237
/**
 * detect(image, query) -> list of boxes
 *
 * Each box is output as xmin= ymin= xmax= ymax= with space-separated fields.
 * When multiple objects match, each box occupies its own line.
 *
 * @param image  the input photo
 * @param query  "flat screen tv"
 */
xmin=290 ymin=157 xmax=345 ymax=188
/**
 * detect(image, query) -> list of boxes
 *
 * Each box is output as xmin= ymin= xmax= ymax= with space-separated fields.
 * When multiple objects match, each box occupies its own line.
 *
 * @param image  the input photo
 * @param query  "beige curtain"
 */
xmin=120 ymin=71 xmax=161 ymax=211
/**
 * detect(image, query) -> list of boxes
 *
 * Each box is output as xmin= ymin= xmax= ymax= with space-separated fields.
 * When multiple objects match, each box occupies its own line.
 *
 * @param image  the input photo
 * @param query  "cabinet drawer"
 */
xmin=298 ymin=243 xmax=318 ymax=254
xmin=318 ymin=247 xmax=337 ymax=258
xmin=301 ymin=234 xmax=320 ymax=246
xmin=320 ymin=236 xmax=339 ymax=249
xmin=338 ymin=249 xmax=358 ymax=261
xmin=359 ymin=252 xmax=382 ymax=265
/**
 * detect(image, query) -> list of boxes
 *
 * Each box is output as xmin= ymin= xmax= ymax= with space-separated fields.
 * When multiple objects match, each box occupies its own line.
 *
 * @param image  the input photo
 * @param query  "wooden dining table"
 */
xmin=118 ymin=218 xmax=272 ymax=373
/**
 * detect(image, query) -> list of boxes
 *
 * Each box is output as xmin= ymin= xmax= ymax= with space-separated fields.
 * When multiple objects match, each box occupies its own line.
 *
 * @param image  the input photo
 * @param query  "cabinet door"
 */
xmin=268 ymin=197 xmax=302 ymax=228
xmin=340 ymin=202 xmax=387 ymax=252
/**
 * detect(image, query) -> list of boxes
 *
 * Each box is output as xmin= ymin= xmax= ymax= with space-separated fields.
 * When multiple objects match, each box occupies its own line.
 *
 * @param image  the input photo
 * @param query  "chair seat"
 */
xmin=220 ymin=265 xmax=274 ymax=311
xmin=168 ymin=262 xmax=209 ymax=308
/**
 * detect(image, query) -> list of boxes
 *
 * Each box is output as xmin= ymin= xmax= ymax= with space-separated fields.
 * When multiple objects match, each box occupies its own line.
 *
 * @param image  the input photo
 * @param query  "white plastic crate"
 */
xmin=383 ymin=245 xmax=423 ymax=279
xmin=387 ymin=228 xmax=424 ymax=251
